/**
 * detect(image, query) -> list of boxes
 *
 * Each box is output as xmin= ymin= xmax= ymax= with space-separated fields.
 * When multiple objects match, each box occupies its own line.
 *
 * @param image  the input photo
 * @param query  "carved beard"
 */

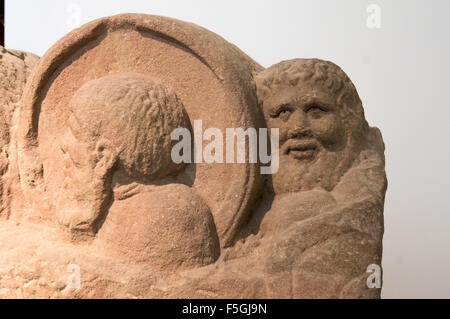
xmin=270 ymin=135 xmax=358 ymax=194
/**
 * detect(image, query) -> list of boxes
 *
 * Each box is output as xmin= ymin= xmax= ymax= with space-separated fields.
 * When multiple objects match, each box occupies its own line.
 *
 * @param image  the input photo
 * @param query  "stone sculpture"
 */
xmin=0 ymin=47 xmax=38 ymax=217
xmin=57 ymin=73 xmax=220 ymax=270
xmin=252 ymin=59 xmax=386 ymax=298
xmin=0 ymin=14 xmax=386 ymax=298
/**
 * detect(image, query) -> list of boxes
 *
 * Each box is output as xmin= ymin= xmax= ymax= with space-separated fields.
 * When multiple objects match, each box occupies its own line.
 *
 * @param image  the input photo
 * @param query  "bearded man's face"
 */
xmin=263 ymin=81 xmax=357 ymax=194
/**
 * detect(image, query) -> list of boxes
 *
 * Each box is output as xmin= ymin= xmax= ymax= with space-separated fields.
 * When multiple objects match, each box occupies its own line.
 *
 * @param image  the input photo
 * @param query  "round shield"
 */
xmin=17 ymin=14 xmax=264 ymax=247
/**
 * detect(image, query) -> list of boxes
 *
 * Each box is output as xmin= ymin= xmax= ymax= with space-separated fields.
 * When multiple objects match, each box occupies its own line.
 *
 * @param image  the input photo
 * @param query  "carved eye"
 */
xmin=305 ymin=104 xmax=328 ymax=118
xmin=270 ymin=105 xmax=292 ymax=118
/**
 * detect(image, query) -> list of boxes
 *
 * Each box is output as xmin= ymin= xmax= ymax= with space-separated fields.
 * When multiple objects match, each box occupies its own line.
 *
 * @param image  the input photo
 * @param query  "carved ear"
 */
xmin=93 ymin=138 xmax=117 ymax=178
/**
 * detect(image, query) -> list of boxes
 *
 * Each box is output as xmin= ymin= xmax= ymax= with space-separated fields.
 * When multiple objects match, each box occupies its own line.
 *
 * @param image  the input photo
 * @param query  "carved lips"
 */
xmin=283 ymin=139 xmax=319 ymax=161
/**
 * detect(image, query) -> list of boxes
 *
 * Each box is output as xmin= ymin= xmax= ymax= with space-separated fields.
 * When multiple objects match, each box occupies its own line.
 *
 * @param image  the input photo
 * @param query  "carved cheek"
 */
xmin=310 ymin=113 xmax=345 ymax=147
xmin=267 ymin=117 xmax=290 ymax=144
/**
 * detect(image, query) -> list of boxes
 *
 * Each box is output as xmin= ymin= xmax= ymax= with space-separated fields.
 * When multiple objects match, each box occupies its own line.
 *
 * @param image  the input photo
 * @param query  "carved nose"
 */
xmin=288 ymin=127 xmax=313 ymax=139
xmin=292 ymin=109 xmax=309 ymax=127
xmin=288 ymin=110 xmax=312 ymax=139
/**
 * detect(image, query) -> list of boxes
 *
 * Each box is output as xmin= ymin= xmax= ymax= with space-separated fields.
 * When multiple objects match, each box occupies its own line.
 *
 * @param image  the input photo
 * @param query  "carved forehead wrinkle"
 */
xmin=257 ymin=59 xmax=366 ymax=118
xmin=257 ymin=59 xmax=351 ymax=100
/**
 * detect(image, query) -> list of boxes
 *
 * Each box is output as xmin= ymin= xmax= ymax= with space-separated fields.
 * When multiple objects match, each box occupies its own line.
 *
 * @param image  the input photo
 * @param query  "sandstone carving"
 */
xmin=0 ymin=14 xmax=386 ymax=298
xmin=0 ymin=47 xmax=39 ymax=217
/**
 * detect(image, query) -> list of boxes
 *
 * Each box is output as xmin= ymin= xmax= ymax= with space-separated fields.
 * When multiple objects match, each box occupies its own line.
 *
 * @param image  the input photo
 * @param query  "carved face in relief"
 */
xmin=56 ymin=73 xmax=190 ymax=236
xmin=256 ymin=59 xmax=368 ymax=194
xmin=64 ymin=73 xmax=189 ymax=180
xmin=264 ymin=83 xmax=346 ymax=162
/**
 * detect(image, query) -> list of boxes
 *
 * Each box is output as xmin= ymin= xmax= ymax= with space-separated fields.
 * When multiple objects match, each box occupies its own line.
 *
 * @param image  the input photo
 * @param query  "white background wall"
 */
xmin=6 ymin=0 xmax=450 ymax=298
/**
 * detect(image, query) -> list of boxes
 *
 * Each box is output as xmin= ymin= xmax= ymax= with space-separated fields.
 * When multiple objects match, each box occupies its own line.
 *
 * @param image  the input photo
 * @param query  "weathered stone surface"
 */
xmin=0 ymin=14 xmax=386 ymax=299
xmin=15 ymin=14 xmax=264 ymax=247
xmin=0 ymin=46 xmax=39 ymax=217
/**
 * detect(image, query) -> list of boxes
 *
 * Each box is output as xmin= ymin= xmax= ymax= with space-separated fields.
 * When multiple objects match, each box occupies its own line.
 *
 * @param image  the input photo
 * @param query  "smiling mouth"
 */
xmin=284 ymin=141 xmax=319 ymax=161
